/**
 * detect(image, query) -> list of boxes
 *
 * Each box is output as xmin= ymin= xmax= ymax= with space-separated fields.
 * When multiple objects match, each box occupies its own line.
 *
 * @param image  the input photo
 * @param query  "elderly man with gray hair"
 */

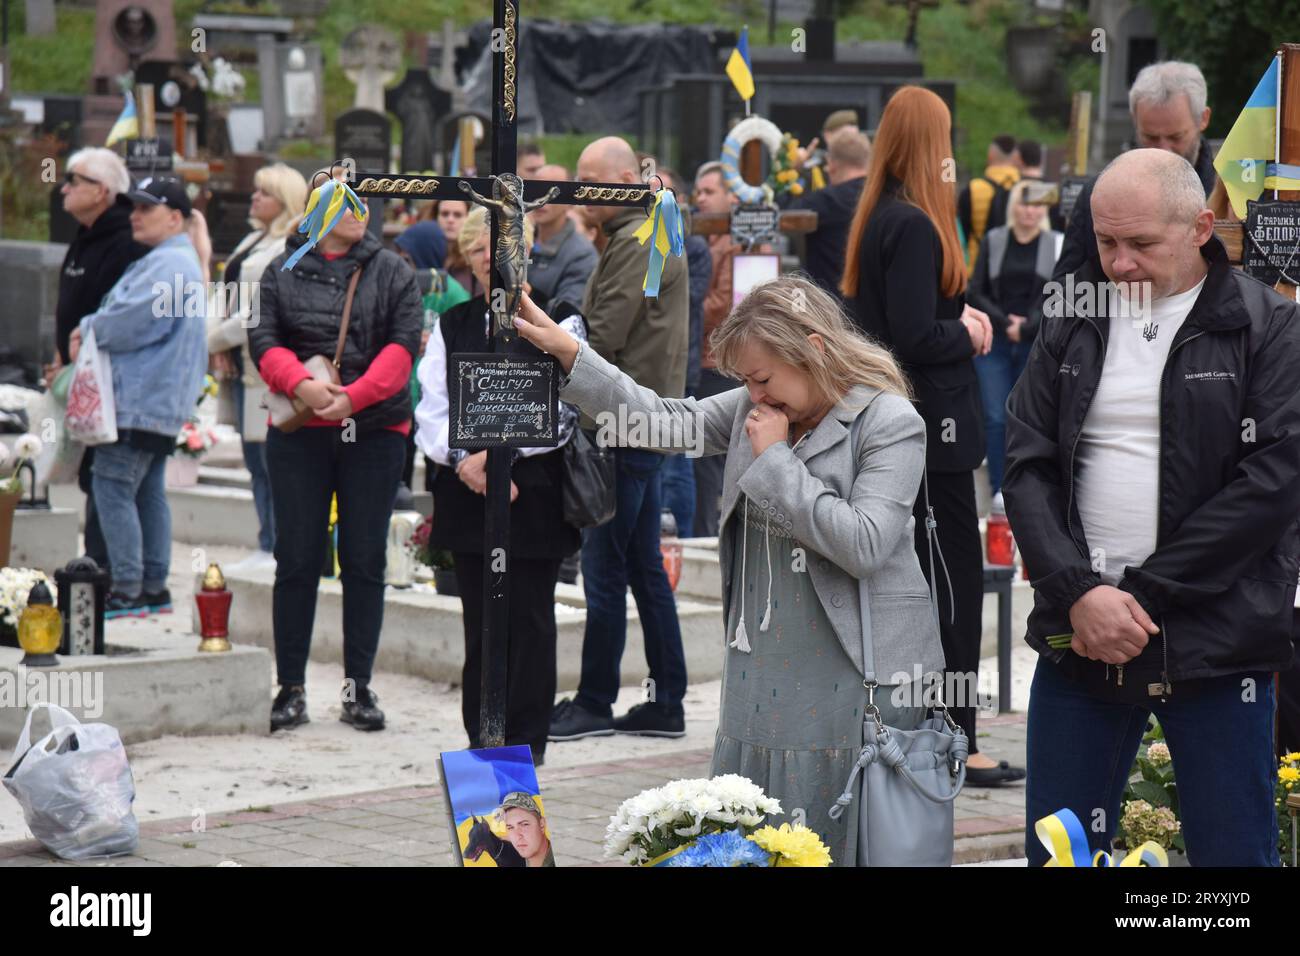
xmin=1004 ymin=148 xmax=1300 ymax=866
xmin=50 ymin=147 xmax=150 ymax=578
xmin=1054 ymin=60 xmax=1216 ymax=280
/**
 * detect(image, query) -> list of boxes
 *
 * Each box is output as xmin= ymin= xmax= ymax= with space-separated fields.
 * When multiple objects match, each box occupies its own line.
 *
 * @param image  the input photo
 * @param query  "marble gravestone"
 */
xmin=335 ymin=108 xmax=391 ymax=240
xmin=91 ymin=0 xmax=177 ymax=95
xmin=25 ymin=0 xmax=55 ymax=36
xmin=385 ymin=69 xmax=450 ymax=173
xmin=256 ymin=36 xmax=324 ymax=147
xmin=340 ymin=25 xmax=401 ymax=113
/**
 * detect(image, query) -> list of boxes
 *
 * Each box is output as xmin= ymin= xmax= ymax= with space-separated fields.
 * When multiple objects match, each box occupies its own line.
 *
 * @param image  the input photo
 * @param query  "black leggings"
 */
xmin=454 ymin=552 xmax=562 ymax=763
xmin=912 ymin=469 xmax=987 ymax=753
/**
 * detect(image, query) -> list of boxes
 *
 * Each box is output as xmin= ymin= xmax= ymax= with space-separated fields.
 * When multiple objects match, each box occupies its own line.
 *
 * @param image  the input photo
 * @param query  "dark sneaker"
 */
xmin=141 ymin=588 xmax=173 ymax=615
xmin=104 ymin=592 xmax=148 ymax=619
xmin=270 ymin=685 xmax=309 ymax=731
xmin=613 ymin=702 xmax=686 ymax=738
xmin=558 ymin=552 xmax=579 ymax=585
xmin=340 ymin=684 xmax=385 ymax=731
xmin=548 ymin=697 xmax=615 ymax=741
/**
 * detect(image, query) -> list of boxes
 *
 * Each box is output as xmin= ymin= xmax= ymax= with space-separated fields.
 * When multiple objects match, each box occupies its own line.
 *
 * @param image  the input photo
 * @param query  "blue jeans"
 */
xmin=974 ymin=334 xmax=1030 ymax=494
xmin=232 ymin=358 xmax=275 ymax=552
xmin=659 ymin=453 xmax=696 ymax=540
xmin=577 ymin=448 xmax=687 ymax=715
xmin=91 ymin=442 xmax=171 ymax=597
xmin=266 ymin=426 xmax=406 ymax=687
xmin=1025 ymin=657 xmax=1280 ymax=866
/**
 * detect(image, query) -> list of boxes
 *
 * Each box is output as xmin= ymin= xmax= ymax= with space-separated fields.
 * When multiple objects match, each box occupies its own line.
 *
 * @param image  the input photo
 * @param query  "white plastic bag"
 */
xmin=64 ymin=327 xmax=118 ymax=446
xmin=30 ymin=369 xmax=85 ymax=484
xmin=2 ymin=703 xmax=138 ymax=860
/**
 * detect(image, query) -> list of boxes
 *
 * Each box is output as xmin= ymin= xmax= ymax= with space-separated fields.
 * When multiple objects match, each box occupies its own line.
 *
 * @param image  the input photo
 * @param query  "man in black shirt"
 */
xmin=49 ymin=148 xmax=149 ymax=578
xmin=787 ymin=132 xmax=870 ymax=296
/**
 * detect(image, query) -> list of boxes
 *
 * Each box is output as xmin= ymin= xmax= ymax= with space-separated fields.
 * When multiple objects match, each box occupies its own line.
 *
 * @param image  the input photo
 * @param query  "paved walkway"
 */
xmin=0 ymin=716 xmax=1027 ymax=868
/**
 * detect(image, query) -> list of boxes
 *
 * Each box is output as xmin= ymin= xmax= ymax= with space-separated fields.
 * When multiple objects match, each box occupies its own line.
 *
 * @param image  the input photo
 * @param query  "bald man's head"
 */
xmin=1090 ymin=148 xmax=1214 ymax=299
xmin=530 ymin=163 xmax=571 ymax=228
xmin=1094 ymin=148 xmax=1207 ymax=226
xmin=576 ymin=136 xmax=641 ymax=226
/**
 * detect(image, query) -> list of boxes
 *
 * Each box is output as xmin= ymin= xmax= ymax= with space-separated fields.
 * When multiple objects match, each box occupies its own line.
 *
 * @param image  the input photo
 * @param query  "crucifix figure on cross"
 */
xmin=458 ymin=172 xmax=560 ymax=332
xmin=343 ymin=0 xmax=670 ymax=752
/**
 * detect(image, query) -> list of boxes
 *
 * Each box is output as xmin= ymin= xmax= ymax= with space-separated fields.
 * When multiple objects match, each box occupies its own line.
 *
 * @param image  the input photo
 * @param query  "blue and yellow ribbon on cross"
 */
xmin=1036 ymin=808 xmax=1168 ymax=867
xmin=281 ymin=172 xmax=371 ymax=271
xmin=633 ymin=187 xmax=685 ymax=298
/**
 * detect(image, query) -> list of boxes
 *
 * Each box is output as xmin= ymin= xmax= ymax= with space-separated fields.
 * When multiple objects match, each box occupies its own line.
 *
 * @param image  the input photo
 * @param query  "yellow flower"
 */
xmin=747 ymin=823 xmax=832 ymax=867
xmin=789 ymin=183 xmax=804 ymax=195
xmin=1279 ymin=766 xmax=1300 ymax=783
xmin=1282 ymin=752 xmax=1300 ymax=764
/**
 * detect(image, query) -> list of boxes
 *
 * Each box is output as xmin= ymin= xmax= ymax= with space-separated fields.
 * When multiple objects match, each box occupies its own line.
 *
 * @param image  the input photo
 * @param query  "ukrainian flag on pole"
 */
xmin=105 ymin=90 xmax=139 ymax=148
xmin=726 ymin=27 xmax=755 ymax=102
xmin=1214 ymin=54 xmax=1300 ymax=218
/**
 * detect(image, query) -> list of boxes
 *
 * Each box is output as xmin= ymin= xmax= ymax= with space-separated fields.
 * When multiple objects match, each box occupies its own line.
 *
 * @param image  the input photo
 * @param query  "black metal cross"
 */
xmin=350 ymin=0 xmax=656 ymax=751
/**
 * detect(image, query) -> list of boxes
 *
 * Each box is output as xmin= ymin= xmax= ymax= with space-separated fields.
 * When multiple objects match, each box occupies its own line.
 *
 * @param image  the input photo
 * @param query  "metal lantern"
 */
xmin=55 ymin=557 xmax=108 ymax=655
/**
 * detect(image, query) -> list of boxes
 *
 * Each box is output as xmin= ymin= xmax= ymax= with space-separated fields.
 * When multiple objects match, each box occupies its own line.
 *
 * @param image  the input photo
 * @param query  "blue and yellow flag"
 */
xmin=105 ymin=91 xmax=139 ymax=148
xmin=726 ymin=27 xmax=755 ymax=102
xmin=633 ymin=188 xmax=685 ymax=297
xmin=1214 ymin=55 xmax=1300 ymax=218
xmin=281 ymin=176 xmax=370 ymax=271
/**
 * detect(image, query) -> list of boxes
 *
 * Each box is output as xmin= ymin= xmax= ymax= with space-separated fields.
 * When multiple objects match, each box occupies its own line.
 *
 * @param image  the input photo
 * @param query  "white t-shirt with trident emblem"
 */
xmin=1075 ymin=276 xmax=1206 ymax=585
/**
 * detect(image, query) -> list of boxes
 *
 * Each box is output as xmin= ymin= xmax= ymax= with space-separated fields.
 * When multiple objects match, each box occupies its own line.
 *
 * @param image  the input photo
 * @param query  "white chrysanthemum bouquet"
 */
xmin=604 ymin=774 xmax=783 ymax=866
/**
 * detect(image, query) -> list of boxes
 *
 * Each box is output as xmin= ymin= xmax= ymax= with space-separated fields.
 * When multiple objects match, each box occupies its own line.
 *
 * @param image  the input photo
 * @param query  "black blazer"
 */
xmin=845 ymin=187 xmax=985 ymax=473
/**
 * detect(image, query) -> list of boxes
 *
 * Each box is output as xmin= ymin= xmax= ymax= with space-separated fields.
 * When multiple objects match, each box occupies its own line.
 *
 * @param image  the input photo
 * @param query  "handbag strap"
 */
xmin=847 ymin=407 xmax=957 ymax=717
xmin=333 ymin=266 xmax=363 ymax=369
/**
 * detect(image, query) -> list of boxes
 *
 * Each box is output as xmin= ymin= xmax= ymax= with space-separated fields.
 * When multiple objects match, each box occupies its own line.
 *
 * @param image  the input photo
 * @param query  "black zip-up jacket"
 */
xmin=55 ymin=195 xmax=149 ymax=363
xmin=249 ymin=231 xmax=423 ymax=433
xmin=1004 ymin=236 xmax=1300 ymax=689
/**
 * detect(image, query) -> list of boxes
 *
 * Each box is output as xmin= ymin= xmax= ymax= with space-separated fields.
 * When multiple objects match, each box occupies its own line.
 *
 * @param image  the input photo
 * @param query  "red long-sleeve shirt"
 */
xmin=257 ymin=252 xmax=413 ymax=435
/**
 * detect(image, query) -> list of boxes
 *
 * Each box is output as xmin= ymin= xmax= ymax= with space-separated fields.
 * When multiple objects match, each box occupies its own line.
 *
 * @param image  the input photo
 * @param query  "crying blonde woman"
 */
xmin=514 ymin=274 xmax=959 ymax=866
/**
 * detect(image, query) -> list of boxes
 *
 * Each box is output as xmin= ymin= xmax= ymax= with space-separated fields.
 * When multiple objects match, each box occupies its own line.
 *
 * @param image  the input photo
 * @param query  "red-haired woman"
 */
xmin=842 ymin=86 xmax=1022 ymax=787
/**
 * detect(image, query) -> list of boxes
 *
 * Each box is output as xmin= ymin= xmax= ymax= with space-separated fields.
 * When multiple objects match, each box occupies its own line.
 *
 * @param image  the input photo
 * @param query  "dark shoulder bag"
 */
xmin=562 ymin=427 xmax=615 ymax=529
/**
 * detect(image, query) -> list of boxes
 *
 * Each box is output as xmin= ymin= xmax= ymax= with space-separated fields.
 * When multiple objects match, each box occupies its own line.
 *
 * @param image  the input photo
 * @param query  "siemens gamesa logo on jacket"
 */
xmin=1184 ymin=370 xmax=1237 ymax=383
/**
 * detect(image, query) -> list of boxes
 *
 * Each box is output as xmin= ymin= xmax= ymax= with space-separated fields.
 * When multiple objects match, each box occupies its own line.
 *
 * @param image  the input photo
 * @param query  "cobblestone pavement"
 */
xmin=0 ymin=716 xmax=1026 ymax=868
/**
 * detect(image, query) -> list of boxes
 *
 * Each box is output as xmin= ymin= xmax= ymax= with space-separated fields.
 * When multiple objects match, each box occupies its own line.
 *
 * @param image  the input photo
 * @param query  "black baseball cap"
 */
xmin=127 ymin=176 xmax=192 ymax=217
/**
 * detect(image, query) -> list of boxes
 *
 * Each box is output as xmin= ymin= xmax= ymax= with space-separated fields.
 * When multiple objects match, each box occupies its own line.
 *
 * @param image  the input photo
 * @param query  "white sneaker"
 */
xmin=226 ymin=550 xmax=277 ymax=575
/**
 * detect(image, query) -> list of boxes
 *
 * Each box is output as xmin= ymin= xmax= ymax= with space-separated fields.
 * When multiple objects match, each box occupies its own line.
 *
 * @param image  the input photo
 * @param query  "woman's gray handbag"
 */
xmin=827 ymin=415 xmax=968 ymax=867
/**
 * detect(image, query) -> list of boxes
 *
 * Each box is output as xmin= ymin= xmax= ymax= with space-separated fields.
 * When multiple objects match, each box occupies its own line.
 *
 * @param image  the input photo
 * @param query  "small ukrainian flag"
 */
xmin=105 ymin=90 xmax=139 ymax=148
xmin=726 ymin=27 xmax=755 ymax=102
xmin=1214 ymin=54 xmax=1300 ymax=218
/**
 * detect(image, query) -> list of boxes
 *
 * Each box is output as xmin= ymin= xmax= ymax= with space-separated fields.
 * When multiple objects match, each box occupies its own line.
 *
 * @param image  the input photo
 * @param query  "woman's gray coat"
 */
xmin=560 ymin=342 xmax=946 ymax=685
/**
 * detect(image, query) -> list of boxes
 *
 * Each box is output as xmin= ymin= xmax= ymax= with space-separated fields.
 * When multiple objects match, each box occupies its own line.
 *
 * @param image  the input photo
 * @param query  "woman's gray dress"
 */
xmin=710 ymin=494 xmax=924 ymax=867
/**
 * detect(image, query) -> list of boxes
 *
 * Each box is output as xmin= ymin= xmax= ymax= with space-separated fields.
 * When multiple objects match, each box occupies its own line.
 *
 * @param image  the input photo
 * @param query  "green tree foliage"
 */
xmin=1141 ymin=0 xmax=1300 ymax=136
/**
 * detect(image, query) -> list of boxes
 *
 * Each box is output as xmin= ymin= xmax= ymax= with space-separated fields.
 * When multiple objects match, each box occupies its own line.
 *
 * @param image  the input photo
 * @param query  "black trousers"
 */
xmin=266 ymin=427 xmax=406 ymax=687
xmin=912 ymin=469 xmax=986 ymax=754
xmin=454 ymin=551 xmax=561 ymax=764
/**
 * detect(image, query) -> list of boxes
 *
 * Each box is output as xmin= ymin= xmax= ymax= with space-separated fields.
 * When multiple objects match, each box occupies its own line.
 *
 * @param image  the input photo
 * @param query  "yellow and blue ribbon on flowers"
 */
xmin=633 ymin=188 xmax=685 ymax=298
xmin=281 ymin=177 xmax=370 ymax=271
xmin=1035 ymin=809 xmax=1168 ymax=867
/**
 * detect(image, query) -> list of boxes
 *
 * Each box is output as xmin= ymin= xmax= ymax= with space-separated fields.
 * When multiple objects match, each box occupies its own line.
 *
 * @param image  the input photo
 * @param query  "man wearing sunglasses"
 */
xmin=50 ymin=149 xmax=149 ymax=582
xmin=68 ymin=176 xmax=208 ymax=619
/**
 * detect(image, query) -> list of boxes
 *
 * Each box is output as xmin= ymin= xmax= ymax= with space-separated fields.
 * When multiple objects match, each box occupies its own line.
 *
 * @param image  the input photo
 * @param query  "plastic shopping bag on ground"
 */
xmin=2 ymin=703 xmax=138 ymax=860
xmin=64 ymin=327 xmax=118 ymax=446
